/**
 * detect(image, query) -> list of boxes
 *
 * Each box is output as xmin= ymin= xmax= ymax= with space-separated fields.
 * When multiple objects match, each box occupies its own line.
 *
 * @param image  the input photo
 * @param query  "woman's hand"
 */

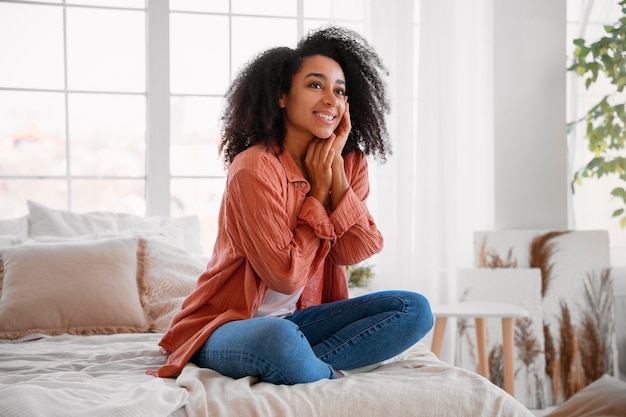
xmin=329 ymin=102 xmax=351 ymax=210
xmin=332 ymin=101 xmax=350 ymax=164
xmin=304 ymin=136 xmax=336 ymax=205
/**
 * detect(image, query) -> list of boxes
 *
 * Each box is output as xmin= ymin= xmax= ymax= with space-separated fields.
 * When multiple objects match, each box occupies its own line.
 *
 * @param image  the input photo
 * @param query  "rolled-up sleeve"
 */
xmin=327 ymin=151 xmax=384 ymax=265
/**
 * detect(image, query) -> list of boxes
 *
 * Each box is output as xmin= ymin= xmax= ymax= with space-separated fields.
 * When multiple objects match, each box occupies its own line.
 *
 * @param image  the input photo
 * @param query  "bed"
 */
xmin=0 ymin=201 xmax=569 ymax=416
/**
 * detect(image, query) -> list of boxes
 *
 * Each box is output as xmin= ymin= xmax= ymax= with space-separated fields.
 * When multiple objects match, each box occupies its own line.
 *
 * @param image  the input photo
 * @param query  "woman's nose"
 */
xmin=322 ymin=90 xmax=340 ymax=106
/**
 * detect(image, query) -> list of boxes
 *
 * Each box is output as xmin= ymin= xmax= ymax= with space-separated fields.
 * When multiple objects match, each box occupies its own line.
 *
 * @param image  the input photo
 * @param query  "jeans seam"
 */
xmin=197 ymin=350 xmax=290 ymax=383
xmin=316 ymin=299 xmax=408 ymax=360
xmin=297 ymin=294 xmax=408 ymax=331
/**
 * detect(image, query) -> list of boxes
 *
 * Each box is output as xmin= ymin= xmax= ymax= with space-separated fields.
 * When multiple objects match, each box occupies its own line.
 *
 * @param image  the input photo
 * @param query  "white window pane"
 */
xmin=0 ymin=179 xmax=67 ymax=219
xmin=231 ymin=17 xmax=298 ymax=76
xmin=588 ymin=0 xmax=623 ymax=23
xmin=170 ymin=14 xmax=229 ymax=95
xmin=170 ymin=96 xmax=224 ymax=176
xmin=0 ymin=91 xmax=66 ymax=176
xmin=302 ymin=20 xmax=365 ymax=36
xmin=67 ymin=0 xmax=144 ymax=8
xmin=72 ymin=179 xmax=146 ymax=215
xmin=171 ymin=178 xmax=225 ymax=256
xmin=170 ymin=0 xmax=228 ymax=13
xmin=572 ymin=175 xmax=626 ymax=249
xmin=232 ymin=0 xmax=296 ymax=17
xmin=567 ymin=0 xmax=585 ymax=21
xmin=0 ymin=3 xmax=64 ymax=89
xmin=66 ymin=8 xmax=145 ymax=92
xmin=68 ymin=93 xmax=146 ymax=176
xmin=303 ymin=0 xmax=366 ymax=19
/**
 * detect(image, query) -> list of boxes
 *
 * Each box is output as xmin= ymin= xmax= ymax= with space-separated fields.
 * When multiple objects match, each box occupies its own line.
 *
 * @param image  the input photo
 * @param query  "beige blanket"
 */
xmin=0 ymin=333 xmax=187 ymax=417
xmin=177 ymin=342 xmax=534 ymax=417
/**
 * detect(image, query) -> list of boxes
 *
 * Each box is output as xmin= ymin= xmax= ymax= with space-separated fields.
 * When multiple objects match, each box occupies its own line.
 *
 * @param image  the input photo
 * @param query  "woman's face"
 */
xmin=279 ymin=54 xmax=347 ymax=141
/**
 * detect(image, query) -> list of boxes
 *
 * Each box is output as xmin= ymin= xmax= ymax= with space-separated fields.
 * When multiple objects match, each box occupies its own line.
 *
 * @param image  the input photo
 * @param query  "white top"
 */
xmin=254 ymin=288 xmax=305 ymax=318
xmin=431 ymin=302 xmax=529 ymax=319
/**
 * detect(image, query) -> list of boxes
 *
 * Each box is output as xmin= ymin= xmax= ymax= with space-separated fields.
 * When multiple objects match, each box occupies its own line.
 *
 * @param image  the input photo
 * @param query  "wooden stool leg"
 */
xmin=475 ymin=317 xmax=489 ymax=379
xmin=502 ymin=317 xmax=515 ymax=396
xmin=431 ymin=317 xmax=447 ymax=357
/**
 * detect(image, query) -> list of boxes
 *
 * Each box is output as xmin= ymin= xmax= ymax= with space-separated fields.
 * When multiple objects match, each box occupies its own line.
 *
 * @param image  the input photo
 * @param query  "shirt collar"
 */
xmin=272 ymin=141 xmax=307 ymax=184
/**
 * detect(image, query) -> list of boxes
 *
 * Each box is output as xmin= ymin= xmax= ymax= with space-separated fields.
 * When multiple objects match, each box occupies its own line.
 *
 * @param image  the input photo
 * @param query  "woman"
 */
xmin=156 ymin=26 xmax=433 ymax=384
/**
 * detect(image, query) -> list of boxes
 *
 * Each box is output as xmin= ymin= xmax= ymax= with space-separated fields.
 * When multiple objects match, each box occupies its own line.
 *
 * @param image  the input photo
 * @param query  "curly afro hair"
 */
xmin=218 ymin=26 xmax=391 ymax=167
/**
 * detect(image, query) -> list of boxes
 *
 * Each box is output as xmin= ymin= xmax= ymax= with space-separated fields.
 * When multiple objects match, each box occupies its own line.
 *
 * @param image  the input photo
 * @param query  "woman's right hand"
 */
xmin=304 ymin=135 xmax=337 ymax=205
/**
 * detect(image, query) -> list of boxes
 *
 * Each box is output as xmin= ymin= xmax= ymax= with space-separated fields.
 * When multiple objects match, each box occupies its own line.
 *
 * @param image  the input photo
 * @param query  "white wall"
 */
xmin=494 ymin=0 xmax=568 ymax=230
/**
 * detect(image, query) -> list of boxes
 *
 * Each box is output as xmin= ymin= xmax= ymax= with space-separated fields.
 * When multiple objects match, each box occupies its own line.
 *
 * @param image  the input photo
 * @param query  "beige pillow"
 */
xmin=0 ymin=237 xmax=150 ymax=339
xmin=545 ymin=374 xmax=626 ymax=417
xmin=142 ymin=239 xmax=202 ymax=331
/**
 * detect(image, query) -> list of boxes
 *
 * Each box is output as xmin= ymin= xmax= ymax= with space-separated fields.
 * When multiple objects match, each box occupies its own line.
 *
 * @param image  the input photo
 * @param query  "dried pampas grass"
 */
xmin=515 ymin=317 xmax=544 ymax=409
xmin=558 ymin=301 xmax=576 ymax=400
xmin=569 ymin=328 xmax=586 ymax=396
xmin=489 ymin=344 xmax=504 ymax=389
xmin=543 ymin=322 xmax=560 ymax=402
xmin=578 ymin=268 xmax=614 ymax=385
xmin=557 ymin=301 xmax=587 ymax=400
xmin=515 ymin=317 xmax=541 ymax=368
xmin=528 ymin=231 xmax=568 ymax=298
xmin=478 ymin=236 xmax=518 ymax=268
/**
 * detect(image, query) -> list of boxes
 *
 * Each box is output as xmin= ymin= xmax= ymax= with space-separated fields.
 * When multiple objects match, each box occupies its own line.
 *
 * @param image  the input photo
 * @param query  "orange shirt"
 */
xmin=156 ymin=142 xmax=383 ymax=377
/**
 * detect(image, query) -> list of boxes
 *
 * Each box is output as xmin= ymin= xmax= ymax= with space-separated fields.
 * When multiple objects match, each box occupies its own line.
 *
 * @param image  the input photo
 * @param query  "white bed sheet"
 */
xmin=0 ymin=333 xmax=534 ymax=417
xmin=0 ymin=333 xmax=187 ymax=417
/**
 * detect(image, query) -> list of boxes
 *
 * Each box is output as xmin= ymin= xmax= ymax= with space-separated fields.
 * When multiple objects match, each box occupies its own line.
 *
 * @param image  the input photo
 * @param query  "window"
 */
xmin=0 ymin=0 xmax=370 ymax=255
xmin=0 ymin=0 xmax=146 ymax=216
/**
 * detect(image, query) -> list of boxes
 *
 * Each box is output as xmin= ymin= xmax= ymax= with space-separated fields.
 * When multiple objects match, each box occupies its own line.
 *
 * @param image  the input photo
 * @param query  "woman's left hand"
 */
xmin=332 ymin=101 xmax=351 ymax=161
xmin=328 ymin=101 xmax=350 ymax=210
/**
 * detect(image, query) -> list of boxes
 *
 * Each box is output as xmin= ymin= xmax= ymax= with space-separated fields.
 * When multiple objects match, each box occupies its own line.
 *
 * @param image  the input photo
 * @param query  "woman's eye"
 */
xmin=336 ymin=89 xmax=346 ymax=96
xmin=309 ymin=82 xmax=323 ymax=89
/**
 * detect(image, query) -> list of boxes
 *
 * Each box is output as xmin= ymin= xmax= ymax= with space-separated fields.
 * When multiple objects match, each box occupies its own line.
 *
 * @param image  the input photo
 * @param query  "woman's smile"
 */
xmin=314 ymin=111 xmax=337 ymax=124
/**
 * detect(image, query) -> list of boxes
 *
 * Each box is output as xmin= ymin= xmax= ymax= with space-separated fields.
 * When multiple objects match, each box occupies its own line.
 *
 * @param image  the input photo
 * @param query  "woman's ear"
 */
xmin=278 ymin=94 xmax=286 ymax=109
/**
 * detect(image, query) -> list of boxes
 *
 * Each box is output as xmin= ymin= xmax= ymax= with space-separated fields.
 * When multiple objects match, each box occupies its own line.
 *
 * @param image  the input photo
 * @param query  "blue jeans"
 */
xmin=191 ymin=290 xmax=433 ymax=385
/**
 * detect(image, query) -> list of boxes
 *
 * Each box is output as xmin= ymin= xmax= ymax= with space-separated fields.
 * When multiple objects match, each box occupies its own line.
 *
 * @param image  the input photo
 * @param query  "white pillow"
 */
xmin=162 ymin=215 xmax=204 ymax=257
xmin=0 ymin=216 xmax=29 ymax=239
xmin=0 ymin=236 xmax=22 ymax=250
xmin=26 ymin=200 xmax=204 ymax=255
xmin=0 ymin=237 xmax=150 ymax=339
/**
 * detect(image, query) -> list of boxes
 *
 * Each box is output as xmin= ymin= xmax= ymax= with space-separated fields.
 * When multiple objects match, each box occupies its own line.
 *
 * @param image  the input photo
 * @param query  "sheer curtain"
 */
xmin=362 ymin=1 xmax=494 ymax=361
xmin=367 ymin=0 xmax=495 ymax=311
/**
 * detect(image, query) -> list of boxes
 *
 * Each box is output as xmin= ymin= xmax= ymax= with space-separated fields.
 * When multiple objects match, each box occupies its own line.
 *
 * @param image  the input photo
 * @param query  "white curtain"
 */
xmin=366 ymin=0 xmax=495 ymax=359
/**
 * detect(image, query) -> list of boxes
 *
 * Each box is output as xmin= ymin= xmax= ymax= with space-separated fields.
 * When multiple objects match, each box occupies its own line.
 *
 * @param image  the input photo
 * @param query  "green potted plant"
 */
xmin=568 ymin=0 xmax=626 ymax=228
xmin=346 ymin=264 xmax=375 ymax=289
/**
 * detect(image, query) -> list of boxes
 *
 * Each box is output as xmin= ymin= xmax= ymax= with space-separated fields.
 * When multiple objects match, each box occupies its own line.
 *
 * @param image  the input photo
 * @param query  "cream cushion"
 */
xmin=545 ymin=374 xmax=626 ymax=417
xmin=0 ymin=237 xmax=150 ymax=339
